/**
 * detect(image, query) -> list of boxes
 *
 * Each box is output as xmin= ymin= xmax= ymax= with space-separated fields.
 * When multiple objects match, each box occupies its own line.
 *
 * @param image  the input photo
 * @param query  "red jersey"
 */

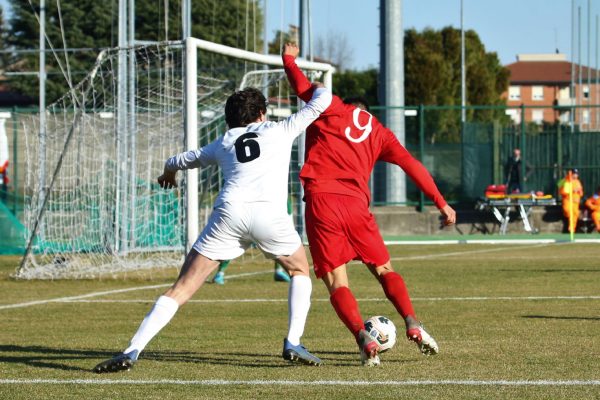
xmin=283 ymin=55 xmax=447 ymax=209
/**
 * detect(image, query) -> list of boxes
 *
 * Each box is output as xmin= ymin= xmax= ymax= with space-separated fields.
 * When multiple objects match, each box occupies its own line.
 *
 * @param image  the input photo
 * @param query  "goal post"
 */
xmin=184 ymin=37 xmax=334 ymax=251
xmin=16 ymin=38 xmax=334 ymax=279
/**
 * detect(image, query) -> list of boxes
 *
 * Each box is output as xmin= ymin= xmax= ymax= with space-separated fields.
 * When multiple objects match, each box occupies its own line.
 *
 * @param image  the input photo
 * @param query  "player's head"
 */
xmin=343 ymin=96 xmax=370 ymax=111
xmin=225 ymin=88 xmax=268 ymax=128
xmin=513 ymin=148 xmax=521 ymax=158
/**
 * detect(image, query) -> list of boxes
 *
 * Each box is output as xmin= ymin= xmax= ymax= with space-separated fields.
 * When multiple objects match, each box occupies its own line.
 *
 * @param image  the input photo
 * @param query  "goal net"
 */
xmin=17 ymin=38 xmax=334 ymax=279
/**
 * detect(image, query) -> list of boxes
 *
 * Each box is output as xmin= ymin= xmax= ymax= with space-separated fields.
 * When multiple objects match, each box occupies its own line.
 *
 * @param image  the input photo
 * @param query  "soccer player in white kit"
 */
xmin=94 ymin=84 xmax=332 ymax=373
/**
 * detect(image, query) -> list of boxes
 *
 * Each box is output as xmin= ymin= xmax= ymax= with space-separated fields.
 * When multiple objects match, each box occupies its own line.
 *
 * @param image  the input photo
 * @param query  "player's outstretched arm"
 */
xmin=282 ymin=43 xmax=314 ymax=102
xmin=158 ymin=143 xmax=218 ymax=189
xmin=280 ymin=84 xmax=332 ymax=136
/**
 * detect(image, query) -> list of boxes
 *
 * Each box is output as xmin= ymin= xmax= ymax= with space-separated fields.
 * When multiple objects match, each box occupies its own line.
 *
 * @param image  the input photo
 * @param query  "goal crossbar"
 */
xmin=184 ymin=37 xmax=335 ymax=250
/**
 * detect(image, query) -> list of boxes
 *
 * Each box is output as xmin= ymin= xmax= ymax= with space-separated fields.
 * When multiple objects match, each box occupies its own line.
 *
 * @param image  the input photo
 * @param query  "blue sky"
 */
xmin=267 ymin=0 xmax=598 ymax=70
xmin=3 ymin=1 xmax=600 ymax=70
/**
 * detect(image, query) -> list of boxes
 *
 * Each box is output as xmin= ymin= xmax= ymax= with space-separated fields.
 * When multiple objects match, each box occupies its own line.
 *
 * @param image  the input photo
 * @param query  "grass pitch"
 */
xmin=0 ymin=243 xmax=599 ymax=399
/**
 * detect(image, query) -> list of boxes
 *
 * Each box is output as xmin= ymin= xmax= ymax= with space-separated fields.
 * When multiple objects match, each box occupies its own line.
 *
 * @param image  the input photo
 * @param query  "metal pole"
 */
xmin=587 ymin=0 xmax=591 ymax=131
xmin=12 ymin=106 xmax=17 ymax=215
xmin=578 ymin=6 xmax=582 ymax=131
xmin=460 ymin=0 xmax=466 ymax=124
xmin=419 ymin=105 xmax=425 ymax=211
xmin=262 ymin=0 xmax=269 ymax=98
xmin=39 ymin=0 xmax=46 ymax=220
xmin=380 ymin=0 xmax=406 ymax=205
xmin=520 ymin=104 xmax=526 ymax=192
xmin=182 ymin=0 xmax=191 ymax=39
xmin=297 ymin=0 xmax=308 ymax=236
xmin=185 ymin=38 xmax=199 ymax=251
xmin=116 ymin=0 xmax=129 ymax=253
xmin=596 ymin=15 xmax=599 ymax=130
xmin=128 ymin=0 xmax=137 ymax=248
xmin=307 ymin=0 xmax=313 ymax=62
xmin=571 ymin=0 xmax=575 ymax=133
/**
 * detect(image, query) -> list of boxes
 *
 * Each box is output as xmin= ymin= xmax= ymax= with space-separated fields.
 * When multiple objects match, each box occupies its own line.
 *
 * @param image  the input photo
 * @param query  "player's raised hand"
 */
xmin=439 ymin=204 xmax=456 ymax=226
xmin=282 ymin=42 xmax=299 ymax=59
xmin=158 ymin=171 xmax=178 ymax=189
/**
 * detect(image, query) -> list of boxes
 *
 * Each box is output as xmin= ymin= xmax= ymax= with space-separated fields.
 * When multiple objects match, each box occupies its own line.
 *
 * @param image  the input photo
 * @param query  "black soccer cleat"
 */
xmin=93 ymin=351 xmax=137 ymax=373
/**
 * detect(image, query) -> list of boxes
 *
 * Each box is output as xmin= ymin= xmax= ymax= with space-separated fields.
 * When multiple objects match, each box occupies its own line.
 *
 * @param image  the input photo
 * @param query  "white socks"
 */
xmin=286 ymin=275 xmax=312 ymax=346
xmin=124 ymin=295 xmax=179 ymax=358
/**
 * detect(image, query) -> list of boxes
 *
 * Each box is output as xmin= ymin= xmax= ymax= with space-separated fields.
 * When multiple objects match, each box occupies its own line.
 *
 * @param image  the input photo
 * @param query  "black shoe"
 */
xmin=93 ymin=351 xmax=137 ymax=373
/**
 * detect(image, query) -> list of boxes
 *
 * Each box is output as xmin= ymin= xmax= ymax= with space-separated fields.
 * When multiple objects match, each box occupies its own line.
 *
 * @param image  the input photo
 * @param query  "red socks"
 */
xmin=329 ymin=286 xmax=364 ymax=339
xmin=380 ymin=271 xmax=416 ymax=319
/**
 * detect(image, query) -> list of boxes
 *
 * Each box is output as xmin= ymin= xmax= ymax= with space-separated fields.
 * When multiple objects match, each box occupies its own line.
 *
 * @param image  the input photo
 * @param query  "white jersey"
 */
xmin=165 ymin=87 xmax=332 ymax=211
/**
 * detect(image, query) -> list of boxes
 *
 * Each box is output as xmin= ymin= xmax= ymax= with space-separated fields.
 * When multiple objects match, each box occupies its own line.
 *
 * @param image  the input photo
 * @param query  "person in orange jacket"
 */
xmin=584 ymin=186 xmax=600 ymax=233
xmin=559 ymin=169 xmax=584 ymax=233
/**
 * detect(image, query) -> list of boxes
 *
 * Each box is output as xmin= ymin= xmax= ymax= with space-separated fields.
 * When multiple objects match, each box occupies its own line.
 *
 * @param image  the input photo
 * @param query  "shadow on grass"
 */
xmin=0 ymin=344 xmax=416 ymax=371
xmin=522 ymin=315 xmax=600 ymax=321
xmin=0 ymin=345 xmax=356 ymax=371
xmin=0 ymin=345 xmax=112 ymax=372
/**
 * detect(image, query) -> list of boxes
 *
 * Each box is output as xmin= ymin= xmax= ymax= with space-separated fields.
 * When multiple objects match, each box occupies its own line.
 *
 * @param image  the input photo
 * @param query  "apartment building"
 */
xmin=504 ymin=53 xmax=600 ymax=130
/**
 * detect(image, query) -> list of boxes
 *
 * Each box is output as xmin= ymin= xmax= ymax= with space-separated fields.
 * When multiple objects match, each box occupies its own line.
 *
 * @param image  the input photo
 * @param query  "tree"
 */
xmin=0 ymin=7 xmax=9 ymax=70
xmin=332 ymin=68 xmax=378 ymax=107
xmin=314 ymin=30 xmax=353 ymax=71
xmin=5 ymin=0 xmax=264 ymax=103
xmin=404 ymin=26 xmax=509 ymax=142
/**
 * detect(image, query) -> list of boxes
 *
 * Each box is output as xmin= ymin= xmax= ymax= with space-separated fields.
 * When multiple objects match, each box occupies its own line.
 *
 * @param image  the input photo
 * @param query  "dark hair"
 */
xmin=343 ymin=96 xmax=370 ymax=111
xmin=225 ymin=88 xmax=267 ymax=128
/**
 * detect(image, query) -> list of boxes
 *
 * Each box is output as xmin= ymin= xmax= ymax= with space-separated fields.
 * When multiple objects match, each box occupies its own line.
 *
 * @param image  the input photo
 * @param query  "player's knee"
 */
xmin=369 ymin=261 xmax=394 ymax=277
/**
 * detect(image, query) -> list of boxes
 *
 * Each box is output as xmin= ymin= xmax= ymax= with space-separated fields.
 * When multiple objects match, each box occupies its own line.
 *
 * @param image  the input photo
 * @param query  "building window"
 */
xmin=583 ymin=85 xmax=590 ymax=100
xmin=532 ymin=86 xmax=544 ymax=101
xmin=583 ymin=109 xmax=590 ymax=124
xmin=532 ymin=109 xmax=544 ymax=124
xmin=509 ymin=86 xmax=521 ymax=100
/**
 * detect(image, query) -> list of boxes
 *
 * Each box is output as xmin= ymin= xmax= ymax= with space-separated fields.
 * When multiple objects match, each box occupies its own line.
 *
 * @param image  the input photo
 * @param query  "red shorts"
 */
xmin=304 ymin=192 xmax=390 ymax=279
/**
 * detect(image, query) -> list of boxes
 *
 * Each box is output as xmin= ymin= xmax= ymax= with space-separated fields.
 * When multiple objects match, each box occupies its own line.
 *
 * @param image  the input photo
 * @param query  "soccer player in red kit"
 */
xmin=282 ymin=43 xmax=456 ymax=366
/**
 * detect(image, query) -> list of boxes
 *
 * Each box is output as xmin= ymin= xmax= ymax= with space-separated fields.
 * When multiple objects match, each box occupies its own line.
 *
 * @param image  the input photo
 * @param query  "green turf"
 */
xmin=383 ymin=232 xmax=600 ymax=242
xmin=0 ymin=244 xmax=599 ymax=399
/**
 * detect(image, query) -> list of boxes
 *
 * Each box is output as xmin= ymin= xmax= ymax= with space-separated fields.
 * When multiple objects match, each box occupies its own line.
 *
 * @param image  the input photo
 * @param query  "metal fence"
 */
xmin=3 ymin=104 xmax=600 ymax=253
xmin=371 ymin=104 xmax=600 ymax=208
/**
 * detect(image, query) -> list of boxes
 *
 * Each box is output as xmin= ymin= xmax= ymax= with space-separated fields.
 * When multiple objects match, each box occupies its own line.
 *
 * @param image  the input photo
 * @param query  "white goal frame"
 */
xmin=184 ymin=37 xmax=335 ymax=251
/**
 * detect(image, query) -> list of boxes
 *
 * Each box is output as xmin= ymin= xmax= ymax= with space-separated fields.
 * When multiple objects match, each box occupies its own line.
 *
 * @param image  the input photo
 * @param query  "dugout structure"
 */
xmin=17 ymin=38 xmax=334 ymax=279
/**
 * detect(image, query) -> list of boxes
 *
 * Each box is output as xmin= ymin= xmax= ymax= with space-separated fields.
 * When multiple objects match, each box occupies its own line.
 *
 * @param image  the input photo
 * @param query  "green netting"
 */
xmin=0 ymin=200 xmax=25 ymax=254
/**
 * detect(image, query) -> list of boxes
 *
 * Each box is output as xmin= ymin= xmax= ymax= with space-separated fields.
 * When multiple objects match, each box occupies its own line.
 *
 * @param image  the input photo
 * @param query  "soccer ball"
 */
xmin=364 ymin=315 xmax=397 ymax=352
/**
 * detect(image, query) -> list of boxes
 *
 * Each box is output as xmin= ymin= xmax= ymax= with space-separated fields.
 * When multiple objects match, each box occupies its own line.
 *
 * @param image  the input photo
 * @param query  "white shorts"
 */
xmin=192 ymin=201 xmax=301 ymax=261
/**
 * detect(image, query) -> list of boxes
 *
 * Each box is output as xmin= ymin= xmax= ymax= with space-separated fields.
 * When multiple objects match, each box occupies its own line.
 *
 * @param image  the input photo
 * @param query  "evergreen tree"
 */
xmin=6 ymin=0 xmax=263 ymax=103
xmin=404 ymin=26 xmax=509 ymax=142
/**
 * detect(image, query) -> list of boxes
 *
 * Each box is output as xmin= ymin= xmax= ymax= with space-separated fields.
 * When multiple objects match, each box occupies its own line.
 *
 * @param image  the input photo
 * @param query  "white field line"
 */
xmin=0 ymin=270 xmax=272 ymax=311
xmin=0 ymin=243 xmax=574 ymax=311
xmin=1 ymin=378 xmax=599 ymax=386
xmin=387 ymin=243 xmax=551 ymax=261
xmin=54 ymin=295 xmax=600 ymax=304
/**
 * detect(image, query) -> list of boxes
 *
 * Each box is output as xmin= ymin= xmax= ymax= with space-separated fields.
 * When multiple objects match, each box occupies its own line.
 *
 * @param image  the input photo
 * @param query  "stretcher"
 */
xmin=476 ymin=194 xmax=557 ymax=234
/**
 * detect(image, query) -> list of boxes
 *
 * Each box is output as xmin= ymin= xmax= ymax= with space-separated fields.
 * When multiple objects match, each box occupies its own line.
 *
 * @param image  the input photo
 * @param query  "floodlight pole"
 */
xmin=380 ymin=0 xmax=406 ymax=205
xmin=461 ymin=0 xmax=466 ymax=124
xmin=116 ymin=0 xmax=129 ymax=253
xmin=39 ymin=0 xmax=46 ymax=218
xmin=128 ymin=0 xmax=137 ymax=248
